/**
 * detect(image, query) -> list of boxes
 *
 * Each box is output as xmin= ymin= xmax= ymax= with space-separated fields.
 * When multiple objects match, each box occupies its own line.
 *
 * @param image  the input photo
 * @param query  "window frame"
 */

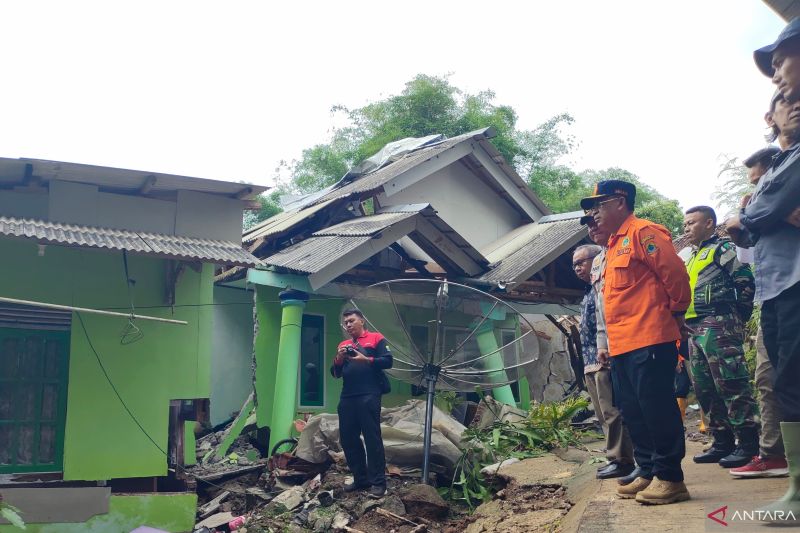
xmin=297 ymin=313 xmax=326 ymax=409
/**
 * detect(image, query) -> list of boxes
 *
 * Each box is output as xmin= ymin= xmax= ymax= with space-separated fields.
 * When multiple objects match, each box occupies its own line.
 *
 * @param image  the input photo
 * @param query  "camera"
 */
xmin=345 ymin=345 xmax=356 ymax=355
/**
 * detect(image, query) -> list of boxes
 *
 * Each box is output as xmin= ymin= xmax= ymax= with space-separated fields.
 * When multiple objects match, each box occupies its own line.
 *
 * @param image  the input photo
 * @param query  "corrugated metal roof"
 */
xmin=0 ymin=158 xmax=266 ymax=199
xmin=243 ymin=199 xmax=337 ymax=244
xmin=0 ymin=216 xmax=260 ymax=267
xmin=313 ymin=211 xmax=417 ymax=237
xmin=263 ymin=235 xmax=371 ymax=274
xmin=479 ymin=217 xmax=587 ymax=283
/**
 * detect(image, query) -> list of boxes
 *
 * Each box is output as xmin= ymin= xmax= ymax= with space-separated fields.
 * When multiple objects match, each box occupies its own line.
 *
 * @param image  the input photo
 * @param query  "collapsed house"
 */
xmin=0 ymin=158 xmax=263 ymax=531
xmin=212 ymin=128 xmax=591 ymax=453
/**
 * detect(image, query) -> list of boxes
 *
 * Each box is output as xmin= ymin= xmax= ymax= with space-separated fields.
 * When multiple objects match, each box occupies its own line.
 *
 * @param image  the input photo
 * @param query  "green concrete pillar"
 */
xmin=268 ymin=289 xmax=308 ymax=451
xmin=474 ymin=321 xmax=516 ymax=405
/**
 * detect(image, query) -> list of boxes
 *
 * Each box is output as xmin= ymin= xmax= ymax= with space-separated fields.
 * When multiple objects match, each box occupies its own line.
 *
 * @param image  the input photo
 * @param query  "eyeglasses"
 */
xmin=584 ymin=196 xmax=623 ymax=215
xmin=572 ymin=257 xmax=593 ymax=269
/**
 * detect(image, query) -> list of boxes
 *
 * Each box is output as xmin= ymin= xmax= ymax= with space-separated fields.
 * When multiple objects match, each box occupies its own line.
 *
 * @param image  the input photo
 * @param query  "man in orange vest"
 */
xmin=583 ymin=180 xmax=692 ymax=505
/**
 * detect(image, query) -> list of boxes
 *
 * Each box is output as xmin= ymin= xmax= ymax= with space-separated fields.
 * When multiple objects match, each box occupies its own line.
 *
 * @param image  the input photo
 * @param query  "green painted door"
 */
xmin=0 ymin=328 xmax=70 ymax=473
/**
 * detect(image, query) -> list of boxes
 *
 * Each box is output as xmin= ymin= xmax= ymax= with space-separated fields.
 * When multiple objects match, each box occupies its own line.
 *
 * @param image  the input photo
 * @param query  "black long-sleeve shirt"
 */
xmin=331 ymin=330 xmax=393 ymax=397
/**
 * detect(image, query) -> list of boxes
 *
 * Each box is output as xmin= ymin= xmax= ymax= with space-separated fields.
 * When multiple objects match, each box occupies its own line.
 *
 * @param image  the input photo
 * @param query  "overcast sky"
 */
xmin=0 ymin=1 xmax=786 ymax=213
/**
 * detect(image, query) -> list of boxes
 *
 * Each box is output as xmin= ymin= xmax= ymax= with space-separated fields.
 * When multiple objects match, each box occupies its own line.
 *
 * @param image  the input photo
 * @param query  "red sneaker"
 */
xmin=729 ymin=456 xmax=789 ymax=478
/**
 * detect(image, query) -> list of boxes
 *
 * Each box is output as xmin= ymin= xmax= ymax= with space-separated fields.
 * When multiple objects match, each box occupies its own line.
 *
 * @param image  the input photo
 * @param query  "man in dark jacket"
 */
xmin=331 ymin=309 xmax=393 ymax=498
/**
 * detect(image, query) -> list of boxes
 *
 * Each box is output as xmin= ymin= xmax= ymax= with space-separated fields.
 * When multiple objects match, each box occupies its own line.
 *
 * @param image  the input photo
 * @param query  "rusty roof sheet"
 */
xmin=313 ymin=211 xmax=417 ymax=237
xmin=0 ymin=216 xmax=260 ymax=267
xmin=479 ymin=216 xmax=587 ymax=284
xmin=263 ymin=235 xmax=371 ymax=274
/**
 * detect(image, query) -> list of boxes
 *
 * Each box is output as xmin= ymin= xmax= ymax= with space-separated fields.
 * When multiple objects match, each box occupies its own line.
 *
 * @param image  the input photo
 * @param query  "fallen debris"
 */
xmin=194 ymin=511 xmax=235 ymax=530
xmin=399 ymin=484 xmax=449 ymax=522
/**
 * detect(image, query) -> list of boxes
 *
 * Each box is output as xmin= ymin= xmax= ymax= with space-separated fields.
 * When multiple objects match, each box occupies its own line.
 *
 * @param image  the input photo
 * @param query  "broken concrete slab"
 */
xmin=271 ymin=486 xmax=306 ymax=511
xmin=195 ymin=511 xmax=235 ymax=529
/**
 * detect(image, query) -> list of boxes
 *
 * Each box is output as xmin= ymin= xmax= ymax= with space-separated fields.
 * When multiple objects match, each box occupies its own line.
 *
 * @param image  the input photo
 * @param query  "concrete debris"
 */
xmin=272 ymin=486 xmax=307 ymax=511
xmin=331 ymin=511 xmax=351 ymax=529
xmin=194 ymin=511 xmax=235 ymax=530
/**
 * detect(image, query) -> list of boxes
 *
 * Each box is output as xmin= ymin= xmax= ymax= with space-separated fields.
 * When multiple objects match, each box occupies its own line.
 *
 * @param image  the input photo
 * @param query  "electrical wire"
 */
xmin=76 ymin=311 xmax=256 ymax=496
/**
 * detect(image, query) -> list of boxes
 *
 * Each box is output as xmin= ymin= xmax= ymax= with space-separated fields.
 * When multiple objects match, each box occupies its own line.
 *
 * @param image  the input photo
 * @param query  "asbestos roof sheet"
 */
xmin=0 ymin=216 xmax=260 ymax=267
xmin=479 ymin=216 xmax=587 ymax=284
xmin=243 ymin=198 xmax=338 ymax=244
xmin=263 ymin=235 xmax=371 ymax=274
xmin=313 ymin=211 xmax=417 ymax=237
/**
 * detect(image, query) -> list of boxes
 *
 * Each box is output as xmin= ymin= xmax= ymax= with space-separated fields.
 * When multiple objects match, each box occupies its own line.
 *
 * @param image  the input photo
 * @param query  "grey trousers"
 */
xmin=755 ymin=327 xmax=785 ymax=458
xmin=585 ymin=368 xmax=635 ymax=464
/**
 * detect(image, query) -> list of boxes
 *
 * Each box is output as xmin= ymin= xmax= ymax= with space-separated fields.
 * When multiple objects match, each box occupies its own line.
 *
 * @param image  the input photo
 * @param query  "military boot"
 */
xmin=756 ymin=422 xmax=800 ymax=524
xmin=693 ymin=429 xmax=734 ymax=463
xmin=719 ymin=426 xmax=760 ymax=468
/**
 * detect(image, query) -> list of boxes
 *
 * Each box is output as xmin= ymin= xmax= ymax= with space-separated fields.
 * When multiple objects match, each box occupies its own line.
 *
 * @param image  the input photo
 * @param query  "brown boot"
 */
xmin=635 ymin=478 xmax=691 ymax=505
xmin=616 ymin=477 xmax=651 ymax=499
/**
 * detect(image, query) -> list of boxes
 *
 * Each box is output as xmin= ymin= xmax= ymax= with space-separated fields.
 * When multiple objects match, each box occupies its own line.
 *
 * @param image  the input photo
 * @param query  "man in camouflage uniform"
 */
xmin=682 ymin=205 xmax=759 ymax=468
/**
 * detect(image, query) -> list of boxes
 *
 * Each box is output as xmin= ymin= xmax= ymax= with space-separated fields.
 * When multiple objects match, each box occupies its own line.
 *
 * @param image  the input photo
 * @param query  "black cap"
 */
xmin=754 ymin=17 xmax=800 ymax=77
xmin=579 ymin=180 xmax=637 ymax=210
xmin=743 ymin=145 xmax=780 ymax=168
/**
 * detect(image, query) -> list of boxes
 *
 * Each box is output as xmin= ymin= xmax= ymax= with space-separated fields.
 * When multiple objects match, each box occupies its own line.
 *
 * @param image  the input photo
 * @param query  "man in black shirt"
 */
xmin=331 ymin=309 xmax=393 ymax=498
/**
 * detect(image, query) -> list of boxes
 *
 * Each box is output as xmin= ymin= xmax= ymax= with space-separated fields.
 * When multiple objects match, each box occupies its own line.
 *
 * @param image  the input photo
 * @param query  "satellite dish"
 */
xmin=349 ymin=279 xmax=539 ymax=483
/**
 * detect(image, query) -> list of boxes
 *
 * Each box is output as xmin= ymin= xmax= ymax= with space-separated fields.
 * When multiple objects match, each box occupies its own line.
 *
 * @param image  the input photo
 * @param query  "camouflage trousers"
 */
xmin=688 ymin=314 xmax=759 ymax=435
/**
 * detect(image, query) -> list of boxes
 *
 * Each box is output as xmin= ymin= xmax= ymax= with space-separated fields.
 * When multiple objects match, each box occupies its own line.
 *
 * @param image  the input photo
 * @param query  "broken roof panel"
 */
xmin=243 ymin=199 xmax=338 ymax=244
xmin=261 ymin=204 xmax=490 ymax=289
xmin=263 ymin=235 xmax=371 ymax=274
xmin=282 ymin=130 xmax=488 ymax=212
xmin=313 ymin=211 xmax=417 ymax=237
xmin=479 ymin=213 xmax=587 ymax=284
xmin=0 ymin=216 xmax=260 ymax=267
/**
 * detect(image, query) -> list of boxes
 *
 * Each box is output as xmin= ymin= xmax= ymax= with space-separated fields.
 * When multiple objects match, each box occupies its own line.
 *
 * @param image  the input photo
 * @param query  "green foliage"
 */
xmin=441 ymin=396 xmax=589 ymax=510
xmin=243 ymin=189 xmax=285 ymax=230
xmin=434 ymin=390 xmax=463 ymax=414
xmin=0 ymin=500 xmax=25 ymax=529
xmin=713 ymin=156 xmax=752 ymax=219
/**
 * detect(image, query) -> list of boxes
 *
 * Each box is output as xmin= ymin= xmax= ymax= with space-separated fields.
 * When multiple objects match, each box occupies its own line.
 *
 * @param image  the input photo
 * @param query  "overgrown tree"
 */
xmin=246 ymin=74 xmax=684 ymax=233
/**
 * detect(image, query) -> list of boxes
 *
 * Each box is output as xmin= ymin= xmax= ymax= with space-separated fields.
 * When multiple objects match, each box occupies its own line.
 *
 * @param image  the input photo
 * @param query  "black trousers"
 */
xmin=338 ymin=393 xmax=386 ymax=487
xmin=611 ymin=342 xmax=686 ymax=482
xmin=761 ymin=280 xmax=800 ymax=422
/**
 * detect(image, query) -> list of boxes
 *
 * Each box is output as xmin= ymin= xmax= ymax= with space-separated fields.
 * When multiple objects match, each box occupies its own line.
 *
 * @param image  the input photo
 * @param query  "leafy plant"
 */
xmin=434 ymin=390 xmax=463 ymax=415
xmin=0 ymin=499 xmax=25 ymax=530
xmin=440 ymin=395 xmax=589 ymax=510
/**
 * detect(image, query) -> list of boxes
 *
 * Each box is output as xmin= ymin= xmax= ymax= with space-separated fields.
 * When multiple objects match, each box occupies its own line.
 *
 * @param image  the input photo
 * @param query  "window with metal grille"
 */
xmin=0 ymin=327 xmax=70 ymax=474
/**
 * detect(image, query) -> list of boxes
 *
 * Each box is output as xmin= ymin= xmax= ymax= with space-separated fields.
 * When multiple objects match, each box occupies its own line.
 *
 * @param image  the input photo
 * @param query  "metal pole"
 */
xmin=421 ymin=363 xmax=440 ymax=485
xmin=0 ymin=295 xmax=188 ymax=325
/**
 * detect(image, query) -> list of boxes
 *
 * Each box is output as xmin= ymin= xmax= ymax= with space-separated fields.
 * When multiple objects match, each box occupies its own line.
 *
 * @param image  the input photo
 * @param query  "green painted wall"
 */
xmin=0 ymin=238 xmax=213 ymax=480
xmin=0 ymin=493 xmax=197 ymax=533
xmin=210 ymin=286 xmax=255 ymax=425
